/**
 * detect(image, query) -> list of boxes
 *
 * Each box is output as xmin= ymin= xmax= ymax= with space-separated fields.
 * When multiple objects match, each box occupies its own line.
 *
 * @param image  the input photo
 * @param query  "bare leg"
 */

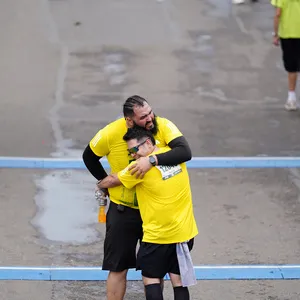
xmin=142 ymin=275 xmax=161 ymax=286
xmin=285 ymin=72 xmax=298 ymax=110
xmin=169 ymin=272 xmax=182 ymax=288
xmin=107 ymin=270 xmax=128 ymax=300
xmin=288 ymin=72 xmax=298 ymax=92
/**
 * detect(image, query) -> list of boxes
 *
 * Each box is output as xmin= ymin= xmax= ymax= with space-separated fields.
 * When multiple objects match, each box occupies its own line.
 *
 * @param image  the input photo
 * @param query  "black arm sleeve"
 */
xmin=82 ymin=144 xmax=108 ymax=180
xmin=156 ymin=136 xmax=192 ymax=166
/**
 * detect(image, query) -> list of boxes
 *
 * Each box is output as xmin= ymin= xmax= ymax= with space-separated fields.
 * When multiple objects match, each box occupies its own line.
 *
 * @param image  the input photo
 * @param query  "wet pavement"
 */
xmin=0 ymin=0 xmax=300 ymax=299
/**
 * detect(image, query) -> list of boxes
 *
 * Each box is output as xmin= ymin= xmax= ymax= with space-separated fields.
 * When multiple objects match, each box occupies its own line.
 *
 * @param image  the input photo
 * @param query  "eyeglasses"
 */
xmin=127 ymin=139 xmax=148 ymax=154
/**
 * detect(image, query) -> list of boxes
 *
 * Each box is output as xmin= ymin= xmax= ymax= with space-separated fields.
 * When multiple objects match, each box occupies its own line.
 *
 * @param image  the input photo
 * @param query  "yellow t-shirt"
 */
xmin=117 ymin=147 xmax=198 ymax=244
xmin=89 ymin=117 xmax=183 ymax=208
xmin=271 ymin=0 xmax=300 ymax=38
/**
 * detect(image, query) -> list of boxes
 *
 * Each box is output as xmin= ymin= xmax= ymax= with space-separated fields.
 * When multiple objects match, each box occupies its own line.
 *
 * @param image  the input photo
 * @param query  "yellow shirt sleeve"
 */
xmin=271 ymin=0 xmax=283 ymax=8
xmin=160 ymin=118 xmax=183 ymax=144
xmin=89 ymin=125 xmax=111 ymax=157
xmin=117 ymin=163 xmax=143 ymax=190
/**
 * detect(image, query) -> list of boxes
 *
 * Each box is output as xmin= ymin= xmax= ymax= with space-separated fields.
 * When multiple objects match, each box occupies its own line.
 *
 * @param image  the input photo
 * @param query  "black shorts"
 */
xmin=136 ymin=239 xmax=194 ymax=279
xmin=102 ymin=201 xmax=143 ymax=272
xmin=280 ymin=38 xmax=300 ymax=73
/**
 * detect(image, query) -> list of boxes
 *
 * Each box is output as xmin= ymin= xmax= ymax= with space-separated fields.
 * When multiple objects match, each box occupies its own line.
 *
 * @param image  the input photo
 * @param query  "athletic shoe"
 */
xmin=285 ymin=99 xmax=298 ymax=111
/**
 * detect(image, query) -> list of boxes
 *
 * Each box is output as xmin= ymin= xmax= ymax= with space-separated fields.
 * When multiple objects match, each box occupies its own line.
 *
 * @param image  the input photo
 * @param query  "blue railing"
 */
xmin=0 ymin=265 xmax=300 ymax=281
xmin=2 ymin=156 xmax=300 ymax=169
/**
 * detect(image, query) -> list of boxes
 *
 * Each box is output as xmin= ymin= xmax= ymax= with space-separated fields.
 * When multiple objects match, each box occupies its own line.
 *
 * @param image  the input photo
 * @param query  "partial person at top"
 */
xmin=271 ymin=0 xmax=300 ymax=111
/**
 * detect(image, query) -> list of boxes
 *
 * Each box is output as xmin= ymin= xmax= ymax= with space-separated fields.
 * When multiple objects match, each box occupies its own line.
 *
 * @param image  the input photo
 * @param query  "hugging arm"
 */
xmin=98 ymin=174 xmax=122 ymax=189
xmin=156 ymin=136 xmax=192 ymax=166
xmin=82 ymin=144 xmax=108 ymax=180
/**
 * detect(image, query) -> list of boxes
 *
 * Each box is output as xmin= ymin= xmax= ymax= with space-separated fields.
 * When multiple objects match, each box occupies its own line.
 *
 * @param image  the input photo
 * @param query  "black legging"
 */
xmin=145 ymin=284 xmax=190 ymax=300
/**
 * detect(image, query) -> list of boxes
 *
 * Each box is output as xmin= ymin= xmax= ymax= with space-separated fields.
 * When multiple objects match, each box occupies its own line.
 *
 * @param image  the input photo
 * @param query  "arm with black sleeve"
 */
xmin=156 ymin=136 xmax=192 ymax=166
xmin=82 ymin=144 xmax=108 ymax=181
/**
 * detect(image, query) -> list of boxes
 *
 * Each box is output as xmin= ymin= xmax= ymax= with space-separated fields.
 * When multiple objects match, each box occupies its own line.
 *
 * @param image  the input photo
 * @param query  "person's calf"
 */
xmin=107 ymin=270 xmax=128 ymax=300
xmin=173 ymin=286 xmax=190 ymax=300
xmin=145 ymin=283 xmax=164 ymax=300
xmin=288 ymin=72 xmax=298 ymax=93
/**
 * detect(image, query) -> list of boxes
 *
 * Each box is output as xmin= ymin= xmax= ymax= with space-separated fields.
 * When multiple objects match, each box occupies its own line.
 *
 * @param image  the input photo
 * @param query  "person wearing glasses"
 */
xmin=98 ymin=127 xmax=198 ymax=300
xmin=82 ymin=95 xmax=192 ymax=300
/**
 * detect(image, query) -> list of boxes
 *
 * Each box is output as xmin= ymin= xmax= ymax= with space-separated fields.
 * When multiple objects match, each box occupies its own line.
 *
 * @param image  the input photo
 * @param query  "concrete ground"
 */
xmin=0 ymin=0 xmax=300 ymax=299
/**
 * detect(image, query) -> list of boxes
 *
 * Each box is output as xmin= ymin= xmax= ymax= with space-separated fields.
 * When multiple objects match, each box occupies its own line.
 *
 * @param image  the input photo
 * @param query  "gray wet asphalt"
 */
xmin=0 ymin=0 xmax=300 ymax=299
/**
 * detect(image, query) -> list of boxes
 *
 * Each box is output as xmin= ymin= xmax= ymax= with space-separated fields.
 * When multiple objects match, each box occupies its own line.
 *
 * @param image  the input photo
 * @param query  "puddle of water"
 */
xmin=32 ymin=170 xmax=99 ymax=245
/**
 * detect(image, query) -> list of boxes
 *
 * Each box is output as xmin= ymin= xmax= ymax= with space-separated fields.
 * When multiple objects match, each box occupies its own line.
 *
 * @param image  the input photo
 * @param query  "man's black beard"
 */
xmin=133 ymin=116 xmax=158 ymax=135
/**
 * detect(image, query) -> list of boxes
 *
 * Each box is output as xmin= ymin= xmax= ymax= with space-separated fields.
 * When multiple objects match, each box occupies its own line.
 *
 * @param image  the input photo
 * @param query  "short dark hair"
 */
xmin=123 ymin=95 xmax=148 ymax=118
xmin=123 ymin=128 xmax=155 ymax=145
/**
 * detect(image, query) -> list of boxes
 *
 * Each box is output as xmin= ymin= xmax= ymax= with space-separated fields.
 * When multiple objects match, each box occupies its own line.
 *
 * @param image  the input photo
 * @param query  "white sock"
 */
xmin=288 ymin=91 xmax=296 ymax=101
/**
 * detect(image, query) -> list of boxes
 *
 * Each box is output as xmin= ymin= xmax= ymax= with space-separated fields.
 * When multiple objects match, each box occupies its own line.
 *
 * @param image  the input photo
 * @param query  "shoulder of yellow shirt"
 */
xmin=153 ymin=146 xmax=171 ymax=155
xmin=101 ymin=118 xmax=126 ymax=143
xmin=106 ymin=117 xmax=126 ymax=130
xmin=156 ymin=116 xmax=170 ymax=125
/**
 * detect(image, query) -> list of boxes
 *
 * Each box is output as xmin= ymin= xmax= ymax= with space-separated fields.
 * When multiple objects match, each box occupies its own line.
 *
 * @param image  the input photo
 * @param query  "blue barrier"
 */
xmin=0 ymin=265 xmax=299 ymax=281
xmin=1 ymin=156 xmax=300 ymax=169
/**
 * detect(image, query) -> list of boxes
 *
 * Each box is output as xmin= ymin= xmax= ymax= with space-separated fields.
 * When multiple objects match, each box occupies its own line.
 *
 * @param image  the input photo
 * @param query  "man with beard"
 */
xmin=82 ymin=95 xmax=192 ymax=300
